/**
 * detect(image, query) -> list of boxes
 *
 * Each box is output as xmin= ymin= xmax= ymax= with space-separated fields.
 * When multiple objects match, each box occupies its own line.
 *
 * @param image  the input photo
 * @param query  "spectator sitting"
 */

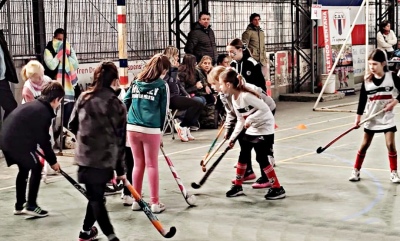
xmin=217 ymin=54 xmax=231 ymax=67
xmin=163 ymin=48 xmax=203 ymax=142
xmin=179 ymin=54 xmax=206 ymax=103
xmin=195 ymin=55 xmax=215 ymax=105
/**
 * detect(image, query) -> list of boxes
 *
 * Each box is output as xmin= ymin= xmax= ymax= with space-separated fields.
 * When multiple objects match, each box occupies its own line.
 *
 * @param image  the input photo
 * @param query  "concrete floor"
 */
xmin=1 ymin=94 xmax=400 ymax=241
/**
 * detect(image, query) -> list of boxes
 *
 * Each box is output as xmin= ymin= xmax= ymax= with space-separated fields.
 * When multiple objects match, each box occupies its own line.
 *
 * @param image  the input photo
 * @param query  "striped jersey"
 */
xmin=358 ymin=72 xmax=400 ymax=131
xmin=230 ymin=91 xmax=274 ymax=141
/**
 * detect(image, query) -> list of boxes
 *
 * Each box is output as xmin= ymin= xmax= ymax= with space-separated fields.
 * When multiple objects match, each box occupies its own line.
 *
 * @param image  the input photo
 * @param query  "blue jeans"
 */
xmin=191 ymin=96 xmax=206 ymax=105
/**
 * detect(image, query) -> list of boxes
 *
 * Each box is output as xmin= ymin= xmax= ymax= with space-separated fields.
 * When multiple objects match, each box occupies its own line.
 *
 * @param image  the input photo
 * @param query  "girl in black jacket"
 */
xmin=227 ymin=38 xmax=266 ymax=91
xmin=69 ymin=62 xmax=126 ymax=241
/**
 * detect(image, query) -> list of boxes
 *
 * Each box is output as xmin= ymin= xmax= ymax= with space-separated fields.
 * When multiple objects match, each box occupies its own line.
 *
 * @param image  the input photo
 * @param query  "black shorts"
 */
xmin=364 ymin=126 xmax=397 ymax=134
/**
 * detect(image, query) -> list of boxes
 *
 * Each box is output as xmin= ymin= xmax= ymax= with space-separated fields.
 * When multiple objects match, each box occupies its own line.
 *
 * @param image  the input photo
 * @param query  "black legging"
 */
xmin=15 ymin=153 xmax=42 ymax=208
xmin=169 ymin=96 xmax=204 ymax=127
xmin=78 ymin=167 xmax=115 ymax=236
xmin=238 ymin=134 xmax=274 ymax=178
xmin=83 ymin=183 xmax=115 ymax=236
xmin=123 ymin=146 xmax=134 ymax=195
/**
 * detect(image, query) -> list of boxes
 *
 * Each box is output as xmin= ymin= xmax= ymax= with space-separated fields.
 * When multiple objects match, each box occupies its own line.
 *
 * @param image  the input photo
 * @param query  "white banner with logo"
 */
xmin=328 ymin=9 xmax=352 ymax=45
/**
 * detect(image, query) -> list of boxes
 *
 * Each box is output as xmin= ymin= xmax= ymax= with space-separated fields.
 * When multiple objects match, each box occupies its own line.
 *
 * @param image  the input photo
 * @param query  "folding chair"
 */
xmin=163 ymin=109 xmax=178 ymax=140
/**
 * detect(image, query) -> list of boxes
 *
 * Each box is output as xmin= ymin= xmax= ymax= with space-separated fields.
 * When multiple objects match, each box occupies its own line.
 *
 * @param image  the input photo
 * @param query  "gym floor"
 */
xmin=1 ymin=94 xmax=400 ymax=241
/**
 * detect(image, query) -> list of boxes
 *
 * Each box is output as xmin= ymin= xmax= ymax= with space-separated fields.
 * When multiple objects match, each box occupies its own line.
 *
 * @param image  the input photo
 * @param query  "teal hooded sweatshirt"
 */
xmin=123 ymin=78 xmax=169 ymax=134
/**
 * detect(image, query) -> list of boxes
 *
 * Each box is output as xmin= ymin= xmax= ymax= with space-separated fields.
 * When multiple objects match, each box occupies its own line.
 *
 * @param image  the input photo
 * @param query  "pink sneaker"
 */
xmin=231 ymin=172 xmax=256 ymax=184
xmin=251 ymin=177 xmax=271 ymax=189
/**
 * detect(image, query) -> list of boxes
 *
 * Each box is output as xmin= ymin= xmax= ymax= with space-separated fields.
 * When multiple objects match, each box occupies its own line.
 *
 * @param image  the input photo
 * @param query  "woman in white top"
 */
xmin=376 ymin=20 xmax=397 ymax=59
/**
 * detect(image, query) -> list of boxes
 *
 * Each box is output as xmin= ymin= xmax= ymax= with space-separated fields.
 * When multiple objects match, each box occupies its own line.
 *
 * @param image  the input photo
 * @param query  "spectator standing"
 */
xmin=43 ymin=28 xmax=79 ymax=128
xmin=228 ymin=38 xmax=266 ymax=91
xmin=242 ymin=13 xmax=269 ymax=81
xmin=0 ymin=30 xmax=18 ymax=120
xmin=184 ymin=11 xmax=218 ymax=64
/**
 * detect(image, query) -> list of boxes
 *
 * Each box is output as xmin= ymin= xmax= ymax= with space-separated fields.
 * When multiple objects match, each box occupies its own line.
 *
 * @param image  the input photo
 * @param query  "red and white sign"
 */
xmin=311 ymin=4 xmax=322 ymax=20
xmin=328 ymin=9 xmax=352 ymax=45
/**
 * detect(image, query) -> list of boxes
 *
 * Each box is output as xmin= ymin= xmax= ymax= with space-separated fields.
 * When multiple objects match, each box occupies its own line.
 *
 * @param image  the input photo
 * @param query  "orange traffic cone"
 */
xmin=296 ymin=124 xmax=307 ymax=130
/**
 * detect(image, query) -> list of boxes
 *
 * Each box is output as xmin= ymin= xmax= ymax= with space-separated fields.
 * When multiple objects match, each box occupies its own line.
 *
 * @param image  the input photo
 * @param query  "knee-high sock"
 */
xmin=354 ymin=151 xmax=366 ymax=170
xmin=234 ymin=163 xmax=247 ymax=186
xmin=263 ymin=165 xmax=281 ymax=188
xmin=389 ymin=151 xmax=397 ymax=171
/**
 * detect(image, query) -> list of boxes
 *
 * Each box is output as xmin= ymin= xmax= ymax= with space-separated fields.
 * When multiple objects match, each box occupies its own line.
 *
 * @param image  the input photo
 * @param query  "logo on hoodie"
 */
xmin=131 ymin=85 xmax=159 ymax=101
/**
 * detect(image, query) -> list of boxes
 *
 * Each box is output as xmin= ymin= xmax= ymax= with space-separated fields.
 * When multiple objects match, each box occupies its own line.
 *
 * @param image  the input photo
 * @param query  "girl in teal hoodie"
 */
xmin=123 ymin=53 xmax=170 ymax=213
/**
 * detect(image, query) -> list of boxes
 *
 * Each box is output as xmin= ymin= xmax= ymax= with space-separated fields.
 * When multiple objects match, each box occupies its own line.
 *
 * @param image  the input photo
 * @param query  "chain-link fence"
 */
xmin=0 ymin=0 xmax=298 ymax=63
xmin=0 ymin=0 xmax=396 ymax=63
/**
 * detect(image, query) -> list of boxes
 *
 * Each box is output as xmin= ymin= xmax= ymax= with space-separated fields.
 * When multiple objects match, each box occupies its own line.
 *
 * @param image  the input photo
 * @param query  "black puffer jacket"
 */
xmin=0 ymin=30 xmax=18 ymax=83
xmin=230 ymin=56 xmax=266 ymax=91
xmin=184 ymin=22 xmax=218 ymax=63
xmin=164 ymin=67 xmax=189 ymax=98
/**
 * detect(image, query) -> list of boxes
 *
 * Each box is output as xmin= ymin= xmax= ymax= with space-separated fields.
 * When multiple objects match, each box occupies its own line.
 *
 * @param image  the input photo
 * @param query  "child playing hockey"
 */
xmin=349 ymin=49 xmax=400 ymax=183
xmin=69 ymin=62 xmax=126 ymax=241
xmin=218 ymin=68 xmax=285 ymax=199
xmin=0 ymin=81 xmax=63 ymax=217
xmin=123 ymin=53 xmax=170 ymax=213
xmin=208 ymin=66 xmax=276 ymax=189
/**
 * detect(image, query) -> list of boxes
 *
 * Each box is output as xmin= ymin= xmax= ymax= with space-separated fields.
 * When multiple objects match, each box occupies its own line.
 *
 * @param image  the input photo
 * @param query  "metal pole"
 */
xmin=168 ymin=0 xmax=172 ymax=45
xmin=58 ymin=0 xmax=68 ymax=154
xmin=175 ymin=0 xmax=180 ymax=51
xmin=117 ymin=0 xmax=128 ymax=86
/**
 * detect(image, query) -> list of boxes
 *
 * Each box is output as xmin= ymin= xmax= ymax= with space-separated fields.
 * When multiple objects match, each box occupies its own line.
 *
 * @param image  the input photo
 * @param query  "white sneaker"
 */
xmin=186 ymin=127 xmax=195 ymax=140
xmin=174 ymin=123 xmax=188 ymax=142
xmin=349 ymin=169 xmax=360 ymax=181
xmin=132 ymin=201 xmax=141 ymax=211
xmin=390 ymin=171 xmax=400 ymax=183
xmin=151 ymin=203 xmax=166 ymax=214
xmin=122 ymin=195 xmax=134 ymax=206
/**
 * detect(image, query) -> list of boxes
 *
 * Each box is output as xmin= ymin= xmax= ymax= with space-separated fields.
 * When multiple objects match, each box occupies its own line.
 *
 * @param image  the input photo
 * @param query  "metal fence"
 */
xmin=0 ymin=0 xmax=296 ymax=63
xmin=0 ymin=0 xmax=395 ymax=63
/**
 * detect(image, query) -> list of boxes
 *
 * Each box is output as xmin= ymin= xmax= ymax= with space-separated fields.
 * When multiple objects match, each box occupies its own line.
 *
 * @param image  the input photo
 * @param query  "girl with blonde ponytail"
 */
xmin=21 ymin=60 xmax=52 ymax=104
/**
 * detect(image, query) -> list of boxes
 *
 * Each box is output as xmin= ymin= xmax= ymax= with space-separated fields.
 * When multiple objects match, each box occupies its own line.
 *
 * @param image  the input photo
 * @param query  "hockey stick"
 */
xmin=59 ymin=169 xmax=89 ymax=199
xmin=192 ymin=129 xmax=245 ymax=189
xmin=199 ymin=126 xmax=224 ymax=166
xmin=124 ymin=180 xmax=177 ymax=238
xmin=160 ymin=146 xmax=196 ymax=206
xmin=202 ymin=139 xmax=227 ymax=172
xmin=316 ymin=109 xmax=385 ymax=154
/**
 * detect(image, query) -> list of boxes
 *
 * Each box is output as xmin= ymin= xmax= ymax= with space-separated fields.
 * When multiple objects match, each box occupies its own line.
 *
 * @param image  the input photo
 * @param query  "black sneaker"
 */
xmin=24 ymin=205 xmax=48 ymax=217
xmin=226 ymin=185 xmax=244 ymax=197
xmin=78 ymin=226 xmax=98 ymax=241
xmin=265 ymin=186 xmax=286 ymax=200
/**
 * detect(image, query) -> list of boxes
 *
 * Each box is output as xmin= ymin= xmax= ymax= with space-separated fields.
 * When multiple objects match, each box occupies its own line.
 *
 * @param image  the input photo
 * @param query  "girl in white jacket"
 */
xmin=219 ymin=68 xmax=285 ymax=200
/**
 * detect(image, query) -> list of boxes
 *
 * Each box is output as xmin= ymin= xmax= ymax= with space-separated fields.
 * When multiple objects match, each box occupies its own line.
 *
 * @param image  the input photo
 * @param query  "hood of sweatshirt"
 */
xmin=134 ymin=78 xmax=165 ymax=94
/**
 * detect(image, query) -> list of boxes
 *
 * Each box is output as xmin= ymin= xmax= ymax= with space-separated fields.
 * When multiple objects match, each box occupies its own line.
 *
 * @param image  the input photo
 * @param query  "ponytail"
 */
xmin=21 ymin=65 xmax=28 ymax=81
xmin=220 ymin=68 xmax=260 ymax=98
